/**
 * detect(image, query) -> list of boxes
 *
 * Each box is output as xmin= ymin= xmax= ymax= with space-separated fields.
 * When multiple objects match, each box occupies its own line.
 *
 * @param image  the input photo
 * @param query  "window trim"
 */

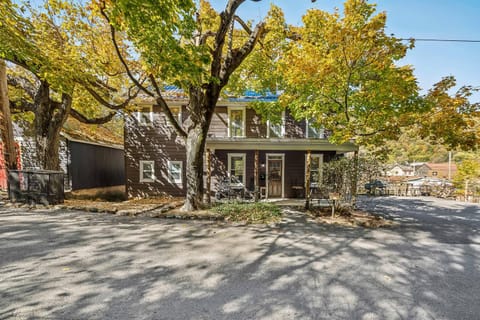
xmin=305 ymin=119 xmax=324 ymax=139
xmin=305 ymin=154 xmax=324 ymax=187
xmin=167 ymin=160 xmax=183 ymax=185
xmin=169 ymin=106 xmax=182 ymax=126
xmin=136 ymin=105 xmax=153 ymax=126
xmin=228 ymin=107 xmax=246 ymax=138
xmin=140 ymin=160 xmax=155 ymax=183
xmin=227 ymin=153 xmax=246 ymax=185
xmin=267 ymin=111 xmax=285 ymax=138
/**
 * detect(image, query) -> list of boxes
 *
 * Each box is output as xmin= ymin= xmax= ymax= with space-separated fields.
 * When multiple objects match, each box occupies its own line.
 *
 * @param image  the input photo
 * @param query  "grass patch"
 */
xmin=213 ymin=202 xmax=282 ymax=224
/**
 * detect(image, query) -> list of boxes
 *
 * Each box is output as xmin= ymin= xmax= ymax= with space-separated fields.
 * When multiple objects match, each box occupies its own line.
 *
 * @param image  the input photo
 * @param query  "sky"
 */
xmin=210 ymin=0 xmax=480 ymax=101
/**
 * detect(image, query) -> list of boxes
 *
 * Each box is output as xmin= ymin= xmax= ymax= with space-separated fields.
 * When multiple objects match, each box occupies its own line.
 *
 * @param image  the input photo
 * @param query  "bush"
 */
xmin=213 ymin=202 xmax=282 ymax=224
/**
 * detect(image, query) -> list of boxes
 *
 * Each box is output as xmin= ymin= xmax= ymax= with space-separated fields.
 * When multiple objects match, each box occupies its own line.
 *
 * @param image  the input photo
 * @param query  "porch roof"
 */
xmin=206 ymin=138 xmax=358 ymax=153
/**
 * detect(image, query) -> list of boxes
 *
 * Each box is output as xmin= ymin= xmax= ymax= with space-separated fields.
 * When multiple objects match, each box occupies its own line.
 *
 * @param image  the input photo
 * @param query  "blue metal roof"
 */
xmin=161 ymin=86 xmax=279 ymax=102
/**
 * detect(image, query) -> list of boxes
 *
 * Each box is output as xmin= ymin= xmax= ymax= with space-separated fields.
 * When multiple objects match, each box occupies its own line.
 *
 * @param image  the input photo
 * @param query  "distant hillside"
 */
xmin=384 ymin=129 xmax=479 ymax=165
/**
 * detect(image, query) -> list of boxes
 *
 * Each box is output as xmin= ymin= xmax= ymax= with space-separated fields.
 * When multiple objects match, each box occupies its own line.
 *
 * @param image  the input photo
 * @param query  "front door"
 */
xmin=267 ymin=156 xmax=283 ymax=198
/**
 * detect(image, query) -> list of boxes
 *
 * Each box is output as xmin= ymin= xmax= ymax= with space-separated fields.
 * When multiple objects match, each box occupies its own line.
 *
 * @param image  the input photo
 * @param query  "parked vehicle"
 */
xmin=364 ymin=180 xmax=387 ymax=195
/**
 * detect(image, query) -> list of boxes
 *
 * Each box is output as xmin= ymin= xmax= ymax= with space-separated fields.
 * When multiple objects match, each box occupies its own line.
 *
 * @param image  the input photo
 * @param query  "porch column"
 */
xmin=206 ymin=148 xmax=211 ymax=205
xmin=351 ymin=150 xmax=359 ymax=207
xmin=254 ymin=150 xmax=259 ymax=202
xmin=305 ymin=150 xmax=311 ymax=209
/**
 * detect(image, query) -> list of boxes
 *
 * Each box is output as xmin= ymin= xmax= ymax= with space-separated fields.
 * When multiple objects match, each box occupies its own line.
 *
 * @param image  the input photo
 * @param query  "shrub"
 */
xmin=213 ymin=202 xmax=282 ymax=224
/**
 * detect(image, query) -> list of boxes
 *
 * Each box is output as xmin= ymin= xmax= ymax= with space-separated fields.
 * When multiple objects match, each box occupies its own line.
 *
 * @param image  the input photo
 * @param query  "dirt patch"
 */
xmin=61 ymin=196 xmax=184 ymax=215
xmin=66 ymin=185 xmax=127 ymax=202
xmin=308 ymin=209 xmax=394 ymax=228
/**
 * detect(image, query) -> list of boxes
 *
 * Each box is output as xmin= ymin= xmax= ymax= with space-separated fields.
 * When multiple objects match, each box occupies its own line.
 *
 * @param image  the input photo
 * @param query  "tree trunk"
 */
xmin=33 ymin=81 xmax=72 ymax=170
xmin=183 ymin=125 xmax=208 ymax=211
xmin=182 ymin=86 xmax=218 ymax=211
xmin=0 ymin=60 xmax=17 ymax=170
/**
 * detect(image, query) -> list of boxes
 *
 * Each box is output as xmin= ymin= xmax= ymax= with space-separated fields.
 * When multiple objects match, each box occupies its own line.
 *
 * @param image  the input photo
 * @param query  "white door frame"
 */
xmin=266 ymin=153 xmax=285 ymax=198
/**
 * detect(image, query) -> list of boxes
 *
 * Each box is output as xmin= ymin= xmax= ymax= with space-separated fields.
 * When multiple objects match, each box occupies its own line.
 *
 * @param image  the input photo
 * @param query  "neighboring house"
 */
xmin=415 ymin=163 xmax=457 ymax=179
xmin=385 ymin=164 xmax=415 ymax=177
xmin=407 ymin=177 xmax=453 ymax=187
xmin=0 ymin=121 xmax=125 ymax=191
xmin=124 ymin=99 xmax=358 ymax=199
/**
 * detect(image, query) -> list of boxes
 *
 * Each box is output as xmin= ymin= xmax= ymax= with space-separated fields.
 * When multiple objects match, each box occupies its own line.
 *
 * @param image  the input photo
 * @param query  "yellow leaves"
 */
xmin=277 ymin=0 xmax=420 ymax=147
xmin=199 ymin=0 xmax=219 ymax=32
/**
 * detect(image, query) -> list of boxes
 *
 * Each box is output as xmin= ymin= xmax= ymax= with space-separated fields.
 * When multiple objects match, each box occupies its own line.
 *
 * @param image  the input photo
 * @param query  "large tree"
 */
xmin=276 ymin=0 xmax=421 ymax=147
xmin=0 ymin=0 xmax=135 ymax=170
xmin=418 ymin=76 xmax=479 ymax=151
xmin=97 ymin=0 xmax=295 ymax=210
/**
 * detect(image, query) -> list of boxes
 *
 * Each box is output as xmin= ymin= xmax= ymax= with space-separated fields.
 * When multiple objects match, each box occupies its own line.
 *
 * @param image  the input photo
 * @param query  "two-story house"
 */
xmin=124 ymin=99 xmax=358 ymax=199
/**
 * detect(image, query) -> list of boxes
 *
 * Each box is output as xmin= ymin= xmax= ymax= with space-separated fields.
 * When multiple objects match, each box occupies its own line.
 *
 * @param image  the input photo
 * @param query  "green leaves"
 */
xmin=277 ymin=0 xmax=420 ymax=147
xmin=99 ymin=0 xmax=210 ymax=83
xmin=417 ymin=76 xmax=479 ymax=150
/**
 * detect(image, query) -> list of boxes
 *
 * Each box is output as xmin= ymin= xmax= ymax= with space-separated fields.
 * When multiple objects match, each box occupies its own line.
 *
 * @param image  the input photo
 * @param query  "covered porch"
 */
xmin=204 ymin=138 xmax=358 ymax=204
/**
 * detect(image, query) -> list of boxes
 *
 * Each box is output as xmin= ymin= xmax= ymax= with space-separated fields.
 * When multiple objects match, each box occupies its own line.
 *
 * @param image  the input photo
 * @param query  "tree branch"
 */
xmin=3 ymin=54 xmax=41 ymax=80
xmin=211 ymin=0 xmax=246 ymax=79
xmin=7 ymin=74 xmax=37 ymax=100
xmin=69 ymin=108 xmax=116 ymax=124
xmin=220 ymin=20 xmax=266 ymax=86
xmin=147 ymin=74 xmax=187 ymax=138
xmin=9 ymin=98 xmax=35 ymax=112
xmin=98 ymin=4 xmax=155 ymax=97
xmin=233 ymin=15 xmax=252 ymax=34
xmin=81 ymin=81 xmax=141 ymax=110
xmin=200 ymin=31 xmax=216 ymax=45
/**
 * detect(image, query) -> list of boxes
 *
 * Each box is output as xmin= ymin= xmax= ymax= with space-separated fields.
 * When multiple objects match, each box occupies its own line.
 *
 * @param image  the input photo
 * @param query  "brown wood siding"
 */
xmin=206 ymin=106 xmax=310 ymax=139
xmin=285 ymin=110 xmax=306 ymax=138
xmin=125 ymin=102 xmax=348 ymax=198
xmin=125 ymin=107 xmax=187 ymax=198
xmin=208 ymin=106 xmax=228 ymax=138
xmin=246 ymin=107 xmax=267 ymax=138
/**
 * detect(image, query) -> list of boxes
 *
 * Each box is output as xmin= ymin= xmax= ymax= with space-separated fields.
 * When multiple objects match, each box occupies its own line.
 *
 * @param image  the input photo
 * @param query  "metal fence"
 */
xmin=8 ymin=170 xmax=65 ymax=205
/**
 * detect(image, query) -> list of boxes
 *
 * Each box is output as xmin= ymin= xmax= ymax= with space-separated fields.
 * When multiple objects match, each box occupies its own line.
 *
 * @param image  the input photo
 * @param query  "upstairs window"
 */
xmin=140 ymin=160 xmax=155 ymax=182
xmin=267 ymin=111 xmax=285 ymax=138
xmin=169 ymin=106 xmax=182 ymax=125
xmin=306 ymin=119 xmax=325 ymax=139
xmin=136 ymin=106 xmax=153 ymax=125
xmin=168 ymin=161 xmax=183 ymax=184
xmin=228 ymin=108 xmax=245 ymax=137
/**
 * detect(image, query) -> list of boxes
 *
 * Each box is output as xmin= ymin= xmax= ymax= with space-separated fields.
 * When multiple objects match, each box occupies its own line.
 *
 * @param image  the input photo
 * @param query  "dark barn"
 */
xmin=67 ymin=139 xmax=125 ymax=190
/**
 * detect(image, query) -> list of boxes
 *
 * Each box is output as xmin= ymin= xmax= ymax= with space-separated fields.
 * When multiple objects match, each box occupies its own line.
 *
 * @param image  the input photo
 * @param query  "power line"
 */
xmin=399 ymin=38 xmax=480 ymax=43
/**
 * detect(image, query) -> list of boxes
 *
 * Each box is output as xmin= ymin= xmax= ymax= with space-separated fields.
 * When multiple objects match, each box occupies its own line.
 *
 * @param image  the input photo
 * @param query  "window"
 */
xmin=140 ymin=160 xmax=155 ymax=182
xmin=306 ymin=119 xmax=324 ymax=139
xmin=267 ymin=111 xmax=285 ymax=138
xmin=168 ymin=161 xmax=183 ymax=184
xmin=228 ymin=153 xmax=246 ymax=185
xmin=228 ymin=108 xmax=245 ymax=137
xmin=136 ymin=106 xmax=153 ymax=125
xmin=307 ymin=154 xmax=323 ymax=187
xmin=170 ymin=106 xmax=182 ymax=125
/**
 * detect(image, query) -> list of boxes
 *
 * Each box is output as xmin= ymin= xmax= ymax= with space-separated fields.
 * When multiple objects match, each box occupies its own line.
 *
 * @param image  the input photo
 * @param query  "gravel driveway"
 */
xmin=1 ymin=196 xmax=479 ymax=320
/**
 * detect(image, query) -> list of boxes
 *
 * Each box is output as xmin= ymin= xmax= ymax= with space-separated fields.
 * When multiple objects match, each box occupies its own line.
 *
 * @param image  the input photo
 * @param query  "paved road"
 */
xmin=0 ymin=197 xmax=479 ymax=320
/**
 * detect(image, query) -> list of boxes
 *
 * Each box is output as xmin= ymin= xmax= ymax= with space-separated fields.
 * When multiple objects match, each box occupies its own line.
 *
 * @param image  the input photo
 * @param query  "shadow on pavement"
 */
xmin=0 ymin=196 xmax=479 ymax=319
